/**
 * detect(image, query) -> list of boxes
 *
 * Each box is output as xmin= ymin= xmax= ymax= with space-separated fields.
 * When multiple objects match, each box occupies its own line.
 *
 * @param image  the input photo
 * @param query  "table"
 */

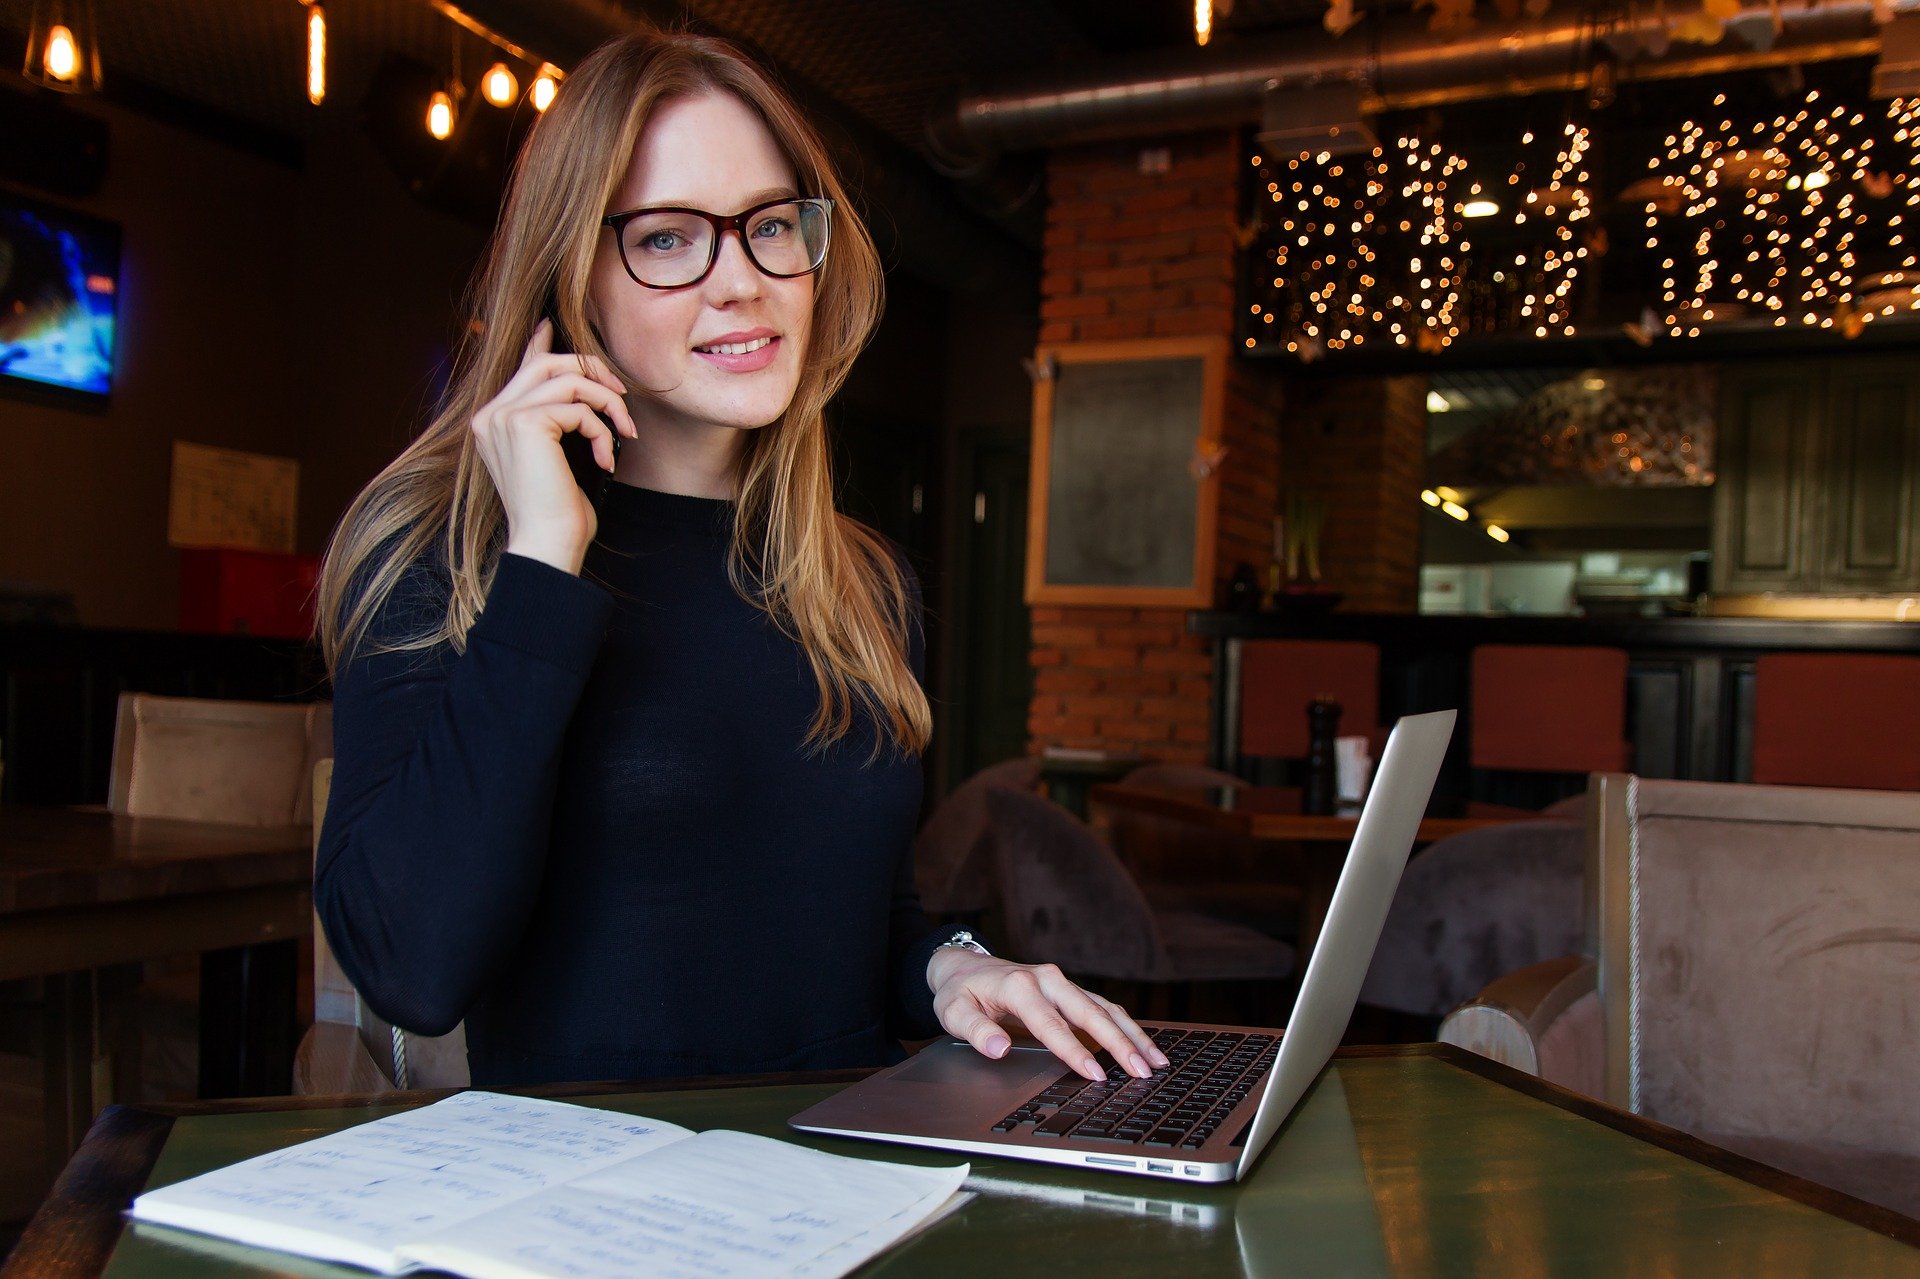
xmin=1036 ymin=753 xmax=1143 ymax=818
xmin=7 ymin=1045 xmax=1917 ymax=1277
xmin=0 ymin=806 xmax=313 ymax=1162
xmin=1088 ymin=784 xmax=1546 ymax=953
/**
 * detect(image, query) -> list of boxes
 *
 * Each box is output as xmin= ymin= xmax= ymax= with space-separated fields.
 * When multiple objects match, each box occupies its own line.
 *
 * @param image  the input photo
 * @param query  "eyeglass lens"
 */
xmin=617 ymin=199 xmax=828 ymax=288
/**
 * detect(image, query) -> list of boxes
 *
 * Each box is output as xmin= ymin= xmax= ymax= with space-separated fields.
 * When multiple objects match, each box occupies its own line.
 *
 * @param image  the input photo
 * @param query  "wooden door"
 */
xmin=1712 ymin=364 xmax=1823 ymax=594
xmin=943 ymin=435 xmax=1032 ymax=794
xmin=1818 ymin=359 xmax=1920 ymax=593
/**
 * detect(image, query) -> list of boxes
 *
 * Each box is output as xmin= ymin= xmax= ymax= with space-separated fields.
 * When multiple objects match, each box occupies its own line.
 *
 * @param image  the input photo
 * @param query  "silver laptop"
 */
xmin=790 ymin=708 xmax=1456 ymax=1184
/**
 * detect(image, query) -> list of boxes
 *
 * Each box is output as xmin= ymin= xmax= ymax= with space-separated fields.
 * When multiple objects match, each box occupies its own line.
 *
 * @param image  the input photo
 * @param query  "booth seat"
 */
xmin=1440 ymin=774 xmax=1920 ymax=1220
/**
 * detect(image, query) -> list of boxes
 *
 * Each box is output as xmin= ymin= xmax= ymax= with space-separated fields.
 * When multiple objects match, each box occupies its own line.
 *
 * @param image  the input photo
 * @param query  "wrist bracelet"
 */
xmin=935 ymin=929 xmax=991 ymax=958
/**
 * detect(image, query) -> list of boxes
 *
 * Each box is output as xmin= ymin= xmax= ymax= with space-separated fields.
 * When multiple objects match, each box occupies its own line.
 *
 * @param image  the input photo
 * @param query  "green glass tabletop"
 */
xmin=104 ymin=1054 xmax=1920 ymax=1279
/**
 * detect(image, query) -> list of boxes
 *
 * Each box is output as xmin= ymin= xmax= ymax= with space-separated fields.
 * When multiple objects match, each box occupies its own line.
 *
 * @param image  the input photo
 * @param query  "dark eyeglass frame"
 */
xmin=600 ymin=195 xmax=834 ymax=290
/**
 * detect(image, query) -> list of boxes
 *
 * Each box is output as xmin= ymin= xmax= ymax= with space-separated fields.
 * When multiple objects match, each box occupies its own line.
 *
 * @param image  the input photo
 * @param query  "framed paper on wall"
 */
xmin=1024 ymin=335 xmax=1227 ymax=607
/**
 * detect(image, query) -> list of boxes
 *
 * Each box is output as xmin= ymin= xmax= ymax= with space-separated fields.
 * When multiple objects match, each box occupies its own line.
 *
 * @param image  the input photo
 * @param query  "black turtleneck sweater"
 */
xmin=315 ymin=480 xmax=947 ymax=1087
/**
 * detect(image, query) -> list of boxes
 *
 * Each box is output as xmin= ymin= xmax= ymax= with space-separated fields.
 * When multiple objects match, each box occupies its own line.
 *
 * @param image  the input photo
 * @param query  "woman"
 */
xmin=313 ymin=29 xmax=1167 ymax=1089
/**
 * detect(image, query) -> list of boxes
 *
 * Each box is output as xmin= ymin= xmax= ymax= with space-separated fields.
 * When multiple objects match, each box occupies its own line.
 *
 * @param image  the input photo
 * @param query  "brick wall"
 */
xmin=1028 ymin=134 xmax=1284 ymax=764
xmin=1281 ymin=374 xmax=1429 ymax=613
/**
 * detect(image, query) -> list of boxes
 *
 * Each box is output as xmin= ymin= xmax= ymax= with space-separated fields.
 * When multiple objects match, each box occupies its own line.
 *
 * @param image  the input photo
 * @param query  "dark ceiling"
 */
xmin=0 ymin=0 xmax=1332 ymax=159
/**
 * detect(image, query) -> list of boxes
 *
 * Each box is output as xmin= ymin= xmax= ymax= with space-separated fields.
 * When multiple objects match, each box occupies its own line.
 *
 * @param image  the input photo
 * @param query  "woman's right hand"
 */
xmin=473 ymin=318 xmax=638 ymax=576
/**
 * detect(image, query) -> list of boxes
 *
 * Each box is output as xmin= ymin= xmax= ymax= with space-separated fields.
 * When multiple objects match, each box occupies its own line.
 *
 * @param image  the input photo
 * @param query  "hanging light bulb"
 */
xmin=1195 ymin=0 xmax=1212 ymax=45
xmin=481 ymin=61 xmax=518 ymax=107
xmin=23 ymin=0 xmax=102 ymax=93
xmin=304 ymin=2 xmax=326 ymax=105
xmin=428 ymin=23 xmax=464 ymax=141
xmin=530 ymin=64 xmax=560 ymax=111
xmin=44 ymin=24 xmax=77 ymax=79
xmin=428 ymin=89 xmax=456 ymax=140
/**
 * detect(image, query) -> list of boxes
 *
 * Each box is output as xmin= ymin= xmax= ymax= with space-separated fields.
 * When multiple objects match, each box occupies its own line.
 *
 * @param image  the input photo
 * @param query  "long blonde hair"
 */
xmin=315 ymin=31 xmax=931 ymax=757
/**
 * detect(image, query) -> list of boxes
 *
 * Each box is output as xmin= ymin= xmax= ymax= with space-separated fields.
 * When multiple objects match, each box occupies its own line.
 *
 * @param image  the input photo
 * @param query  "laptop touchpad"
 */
xmin=893 ymin=1043 xmax=1063 ymax=1088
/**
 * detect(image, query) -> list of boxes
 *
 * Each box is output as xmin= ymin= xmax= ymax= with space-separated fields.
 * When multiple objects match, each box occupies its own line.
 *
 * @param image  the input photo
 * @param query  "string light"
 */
xmin=481 ymin=61 xmax=518 ymax=107
xmin=1246 ymin=110 xmax=1596 ymax=353
xmin=1249 ymin=131 xmax=1469 ymax=353
xmin=1244 ymin=81 xmax=1920 ymax=358
xmin=407 ymin=3 xmax=563 ymax=130
xmin=428 ymin=89 xmax=456 ymax=139
xmin=1647 ymin=85 xmax=1916 ymax=336
xmin=531 ymin=64 xmax=561 ymax=111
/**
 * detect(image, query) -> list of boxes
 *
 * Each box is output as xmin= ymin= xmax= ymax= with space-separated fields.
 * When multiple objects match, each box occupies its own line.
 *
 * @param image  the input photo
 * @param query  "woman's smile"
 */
xmin=692 ymin=328 xmax=782 ymax=372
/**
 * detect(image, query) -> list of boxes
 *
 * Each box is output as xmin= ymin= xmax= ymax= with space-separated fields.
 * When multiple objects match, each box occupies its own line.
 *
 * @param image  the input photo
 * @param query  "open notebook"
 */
xmin=129 ymin=1091 xmax=969 ymax=1279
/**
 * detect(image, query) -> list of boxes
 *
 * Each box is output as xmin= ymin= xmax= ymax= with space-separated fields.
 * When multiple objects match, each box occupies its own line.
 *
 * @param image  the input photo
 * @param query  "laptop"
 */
xmin=789 ymin=708 xmax=1456 ymax=1184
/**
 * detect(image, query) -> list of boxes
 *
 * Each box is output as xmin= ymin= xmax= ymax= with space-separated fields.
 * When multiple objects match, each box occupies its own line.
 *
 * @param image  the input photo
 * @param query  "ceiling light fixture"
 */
xmin=430 ymin=21 xmax=464 ymax=141
xmin=23 ymin=0 xmax=101 ymax=93
xmin=1486 ymin=524 xmax=1511 ymax=543
xmin=1461 ymin=198 xmax=1501 ymax=218
xmin=530 ymin=64 xmax=560 ymax=111
xmin=1426 ymin=390 xmax=1452 ymax=413
xmin=1421 ymin=489 xmax=1442 ymax=506
xmin=482 ymin=61 xmax=518 ymax=107
xmin=303 ymin=2 xmax=326 ymax=105
xmin=428 ymin=89 xmax=456 ymax=139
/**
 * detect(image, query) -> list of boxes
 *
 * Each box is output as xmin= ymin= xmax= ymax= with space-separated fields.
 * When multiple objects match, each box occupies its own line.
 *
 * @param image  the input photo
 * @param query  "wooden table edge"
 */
xmin=1086 ymin=784 xmax=1252 ymax=833
xmin=7 ymin=1047 xmax=1917 ymax=1277
xmin=1424 ymin=1042 xmax=1920 ymax=1249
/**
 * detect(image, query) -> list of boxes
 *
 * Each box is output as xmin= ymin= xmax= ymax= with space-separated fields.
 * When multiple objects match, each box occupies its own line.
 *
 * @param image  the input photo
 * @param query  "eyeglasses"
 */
xmin=601 ymin=196 xmax=833 ymax=290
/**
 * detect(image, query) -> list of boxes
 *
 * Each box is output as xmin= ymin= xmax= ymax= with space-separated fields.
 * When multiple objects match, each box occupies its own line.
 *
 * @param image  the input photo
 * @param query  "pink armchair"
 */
xmin=1440 ymin=774 xmax=1920 ymax=1219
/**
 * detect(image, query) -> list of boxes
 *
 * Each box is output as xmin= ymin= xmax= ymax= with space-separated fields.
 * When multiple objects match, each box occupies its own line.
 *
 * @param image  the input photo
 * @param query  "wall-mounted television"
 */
xmin=0 ymin=190 xmax=121 ymax=408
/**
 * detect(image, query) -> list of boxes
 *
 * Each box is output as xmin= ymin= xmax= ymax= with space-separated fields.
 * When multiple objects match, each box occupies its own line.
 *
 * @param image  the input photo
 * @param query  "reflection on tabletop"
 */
xmin=965 ymin=1070 xmax=1391 ymax=1279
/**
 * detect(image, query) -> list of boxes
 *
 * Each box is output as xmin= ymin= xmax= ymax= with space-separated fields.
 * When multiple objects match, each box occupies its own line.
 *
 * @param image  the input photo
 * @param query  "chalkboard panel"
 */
xmin=1025 ymin=337 xmax=1226 ymax=607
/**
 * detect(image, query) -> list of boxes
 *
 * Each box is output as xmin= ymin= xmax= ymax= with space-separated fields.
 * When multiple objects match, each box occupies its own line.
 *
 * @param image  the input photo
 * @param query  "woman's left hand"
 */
xmin=927 ymin=949 xmax=1170 ymax=1082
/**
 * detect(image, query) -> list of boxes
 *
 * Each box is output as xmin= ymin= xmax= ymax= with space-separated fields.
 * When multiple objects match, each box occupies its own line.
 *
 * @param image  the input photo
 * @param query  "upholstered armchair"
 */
xmin=1440 ymin=774 xmax=1920 ymax=1219
xmin=912 ymin=757 xmax=1046 ymax=920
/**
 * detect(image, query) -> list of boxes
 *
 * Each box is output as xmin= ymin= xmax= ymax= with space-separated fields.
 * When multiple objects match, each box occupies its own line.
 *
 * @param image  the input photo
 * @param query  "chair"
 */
xmin=912 ymin=757 xmax=1045 ymax=919
xmin=985 ymin=788 xmax=1294 ymax=1016
xmin=1103 ymin=762 xmax=1300 ymax=937
xmin=1237 ymin=639 xmax=1380 ymax=762
xmin=108 ymin=693 xmax=332 ymax=826
xmin=96 ymin=694 xmax=332 ymax=1103
xmin=1440 ymin=774 xmax=1920 ymax=1219
xmin=1751 ymin=652 xmax=1920 ymax=790
xmin=1469 ymin=644 xmax=1628 ymax=806
xmin=293 ymin=759 xmax=468 ymax=1094
xmin=1357 ymin=816 xmax=1585 ymax=1021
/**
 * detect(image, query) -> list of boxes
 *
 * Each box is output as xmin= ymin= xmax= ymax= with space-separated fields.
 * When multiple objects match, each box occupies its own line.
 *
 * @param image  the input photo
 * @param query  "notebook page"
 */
xmin=130 ymin=1092 xmax=693 ymax=1274
xmin=396 ymin=1129 xmax=968 ymax=1279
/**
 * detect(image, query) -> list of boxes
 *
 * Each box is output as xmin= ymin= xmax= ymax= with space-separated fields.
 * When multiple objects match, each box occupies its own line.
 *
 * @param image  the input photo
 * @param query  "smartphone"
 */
xmin=545 ymin=305 xmax=620 ymax=502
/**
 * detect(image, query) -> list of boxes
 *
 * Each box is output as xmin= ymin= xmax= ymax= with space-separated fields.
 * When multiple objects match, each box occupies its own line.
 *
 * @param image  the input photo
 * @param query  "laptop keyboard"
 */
xmin=989 ymin=1027 xmax=1278 ymax=1151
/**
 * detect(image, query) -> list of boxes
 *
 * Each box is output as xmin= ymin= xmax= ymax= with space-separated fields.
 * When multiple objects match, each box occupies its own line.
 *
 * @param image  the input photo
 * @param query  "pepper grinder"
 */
xmin=1302 ymin=696 xmax=1342 ymax=816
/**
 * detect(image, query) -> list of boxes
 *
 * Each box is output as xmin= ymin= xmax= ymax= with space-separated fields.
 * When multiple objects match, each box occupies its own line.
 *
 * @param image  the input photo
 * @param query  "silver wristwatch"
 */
xmin=935 ymin=929 xmax=991 ymax=957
